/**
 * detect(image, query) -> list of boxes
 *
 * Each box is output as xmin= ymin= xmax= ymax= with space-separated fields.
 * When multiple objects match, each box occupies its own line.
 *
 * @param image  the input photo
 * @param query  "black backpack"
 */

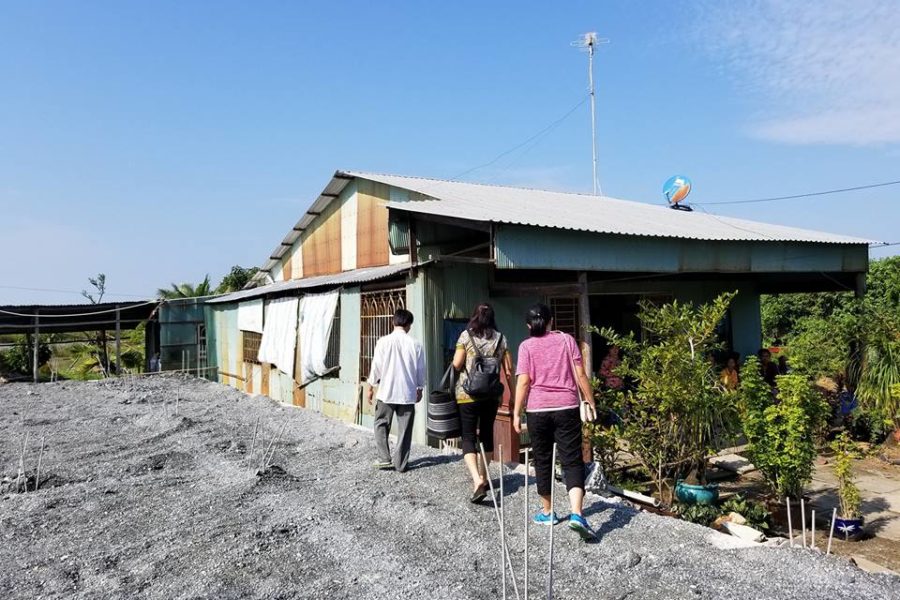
xmin=462 ymin=331 xmax=505 ymax=399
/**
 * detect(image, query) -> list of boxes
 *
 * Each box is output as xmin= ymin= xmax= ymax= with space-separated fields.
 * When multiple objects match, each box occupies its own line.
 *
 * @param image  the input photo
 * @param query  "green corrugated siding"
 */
xmin=495 ymin=225 xmax=868 ymax=273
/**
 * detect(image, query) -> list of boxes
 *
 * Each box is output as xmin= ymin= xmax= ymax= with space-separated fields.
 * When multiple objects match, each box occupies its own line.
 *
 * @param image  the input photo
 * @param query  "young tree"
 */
xmin=597 ymin=292 xmax=740 ymax=502
xmin=82 ymin=273 xmax=111 ymax=375
xmin=216 ymin=265 xmax=259 ymax=294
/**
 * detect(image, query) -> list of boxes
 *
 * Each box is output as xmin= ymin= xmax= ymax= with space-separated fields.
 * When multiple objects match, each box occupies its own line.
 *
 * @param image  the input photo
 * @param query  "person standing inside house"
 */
xmin=452 ymin=303 xmax=514 ymax=503
xmin=367 ymin=309 xmax=426 ymax=473
xmin=512 ymin=303 xmax=598 ymax=540
xmin=720 ymin=354 xmax=740 ymax=391
xmin=758 ymin=348 xmax=779 ymax=388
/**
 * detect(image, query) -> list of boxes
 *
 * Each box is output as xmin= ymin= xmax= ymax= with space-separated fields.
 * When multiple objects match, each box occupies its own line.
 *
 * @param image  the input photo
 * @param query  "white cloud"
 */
xmin=701 ymin=0 xmax=900 ymax=145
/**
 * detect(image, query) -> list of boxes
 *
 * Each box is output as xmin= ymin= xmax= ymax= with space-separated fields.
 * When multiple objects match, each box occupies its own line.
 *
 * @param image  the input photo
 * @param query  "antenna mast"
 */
xmin=572 ymin=32 xmax=608 ymax=196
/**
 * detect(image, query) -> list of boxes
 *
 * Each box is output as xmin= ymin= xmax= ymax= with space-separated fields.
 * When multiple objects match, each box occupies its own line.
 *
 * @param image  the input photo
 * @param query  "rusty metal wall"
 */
xmin=356 ymin=179 xmax=391 ymax=268
xmin=301 ymin=195 xmax=343 ymax=277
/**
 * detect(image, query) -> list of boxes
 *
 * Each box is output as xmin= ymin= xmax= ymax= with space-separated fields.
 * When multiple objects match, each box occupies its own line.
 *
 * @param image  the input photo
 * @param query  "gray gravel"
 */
xmin=1 ymin=375 xmax=899 ymax=599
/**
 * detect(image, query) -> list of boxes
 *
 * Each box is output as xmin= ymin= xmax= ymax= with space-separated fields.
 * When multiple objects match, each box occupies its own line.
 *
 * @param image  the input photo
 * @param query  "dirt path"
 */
xmin=2 ymin=376 xmax=899 ymax=599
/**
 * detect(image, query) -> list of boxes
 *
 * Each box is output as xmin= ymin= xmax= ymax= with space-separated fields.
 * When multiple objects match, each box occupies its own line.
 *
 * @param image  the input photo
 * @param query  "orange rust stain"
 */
xmin=356 ymin=179 xmax=390 ymax=268
xmin=261 ymin=363 xmax=270 ymax=397
xmin=293 ymin=385 xmax=306 ymax=407
xmin=244 ymin=362 xmax=253 ymax=394
xmin=282 ymin=254 xmax=292 ymax=281
xmin=301 ymin=200 xmax=342 ymax=276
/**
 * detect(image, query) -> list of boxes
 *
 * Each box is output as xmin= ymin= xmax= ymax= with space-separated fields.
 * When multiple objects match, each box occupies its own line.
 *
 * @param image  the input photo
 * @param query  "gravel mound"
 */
xmin=1 ymin=375 xmax=899 ymax=599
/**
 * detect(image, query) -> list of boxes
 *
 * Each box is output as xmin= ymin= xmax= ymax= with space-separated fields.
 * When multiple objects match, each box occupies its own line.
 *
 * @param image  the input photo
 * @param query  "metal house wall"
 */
xmin=159 ymin=298 xmax=210 ymax=378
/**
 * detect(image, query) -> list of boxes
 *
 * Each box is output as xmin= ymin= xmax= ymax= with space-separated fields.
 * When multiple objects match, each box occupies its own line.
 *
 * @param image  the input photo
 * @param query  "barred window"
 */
xmin=324 ymin=300 xmax=341 ymax=368
xmin=360 ymin=288 xmax=406 ymax=379
xmin=549 ymin=296 xmax=580 ymax=338
xmin=242 ymin=331 xmax=262 ymax=364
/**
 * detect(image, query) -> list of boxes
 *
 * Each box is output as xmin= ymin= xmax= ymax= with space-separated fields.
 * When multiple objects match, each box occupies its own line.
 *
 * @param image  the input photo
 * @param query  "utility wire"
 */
xmin=447 ymin=94 xmax=590 ymax=182
xmin=699 ymin=179 xmax=900 ymax=206
xmin=0 ymin=284 xmax=148 ymax=298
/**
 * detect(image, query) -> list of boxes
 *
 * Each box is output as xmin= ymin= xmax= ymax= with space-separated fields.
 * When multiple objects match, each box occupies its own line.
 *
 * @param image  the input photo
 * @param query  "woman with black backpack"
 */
xmin=452 ymin=303 xmax=514 ymax=503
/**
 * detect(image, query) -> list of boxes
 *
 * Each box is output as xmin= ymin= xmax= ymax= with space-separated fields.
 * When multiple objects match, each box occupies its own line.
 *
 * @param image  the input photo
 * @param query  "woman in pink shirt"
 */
xmin=512 ymin=303 xmax=598 ymax=540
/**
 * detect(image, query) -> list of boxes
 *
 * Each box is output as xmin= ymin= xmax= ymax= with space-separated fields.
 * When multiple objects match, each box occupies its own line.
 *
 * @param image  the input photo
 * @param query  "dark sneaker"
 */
xmin=568 ymin=514 xmax=597 ymax=540
xmin=373 ymin=460 xmax=394 ymax=470
xmin=532 ymin=511 xmax=562 ymax=525
xmin=470 ymin=482 xmax=489 ymax=504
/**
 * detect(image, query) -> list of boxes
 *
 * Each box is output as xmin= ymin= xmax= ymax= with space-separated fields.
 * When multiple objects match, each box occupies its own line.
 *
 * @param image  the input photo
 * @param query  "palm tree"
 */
xmin=158 ymin=275 xmax=213 ymax=299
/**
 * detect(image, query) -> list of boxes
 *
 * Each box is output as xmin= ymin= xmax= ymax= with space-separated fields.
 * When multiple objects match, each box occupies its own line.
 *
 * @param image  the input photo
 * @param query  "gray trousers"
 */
xmin=373 ymin=400 xmax=416 ymax=472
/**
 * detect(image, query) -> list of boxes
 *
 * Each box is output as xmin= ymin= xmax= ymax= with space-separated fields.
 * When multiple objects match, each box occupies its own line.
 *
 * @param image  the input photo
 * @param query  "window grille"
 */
xmin=242 ymin=331 xmax=262 ymax=364
xmin=549 ymin=296 xmax=580 ymax=338
xmin=360 ymin=288 xmax=406 ymax=379
xmin=324 ymin=300 xmax=341 ymax=368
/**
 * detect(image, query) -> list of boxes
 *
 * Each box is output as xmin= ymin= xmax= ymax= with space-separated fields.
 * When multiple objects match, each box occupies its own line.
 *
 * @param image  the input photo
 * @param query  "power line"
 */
xmin=447 ymin=94 xmax=590 ymax=182
xmin=0 ymin=285 xmax=148 ymax=298
xmin=699 ymin=178 xmax=900 ymax=206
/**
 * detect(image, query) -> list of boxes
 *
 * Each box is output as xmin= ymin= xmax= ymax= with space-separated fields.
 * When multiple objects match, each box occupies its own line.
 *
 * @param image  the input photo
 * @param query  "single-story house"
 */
xmin=192 ymin=170 xmax=871 ymax=457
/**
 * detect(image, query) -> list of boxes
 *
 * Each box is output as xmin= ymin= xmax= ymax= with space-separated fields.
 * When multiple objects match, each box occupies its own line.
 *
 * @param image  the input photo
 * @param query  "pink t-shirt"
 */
xmin=516 ymin=331 xmax=582 ymax=412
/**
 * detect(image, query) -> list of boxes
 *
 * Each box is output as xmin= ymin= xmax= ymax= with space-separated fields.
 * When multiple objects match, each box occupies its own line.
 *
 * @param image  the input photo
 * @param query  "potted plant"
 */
xmin=597 ymin=293 xmax=740 ymax=505
xmin=831 ymin=432 xmax=864 ymax=539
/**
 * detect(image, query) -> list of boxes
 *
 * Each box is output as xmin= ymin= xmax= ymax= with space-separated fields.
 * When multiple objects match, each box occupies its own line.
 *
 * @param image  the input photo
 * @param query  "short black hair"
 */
xmin=525 ymin=303 xmax=552 ymax=337
xmin=393 ymin=309 xmax=414 ymax=328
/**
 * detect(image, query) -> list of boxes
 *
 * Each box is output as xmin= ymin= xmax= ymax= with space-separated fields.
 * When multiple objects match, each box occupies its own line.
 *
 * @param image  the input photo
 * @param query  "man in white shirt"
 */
xmin=367 ymin=308 xmax=426 ymax=472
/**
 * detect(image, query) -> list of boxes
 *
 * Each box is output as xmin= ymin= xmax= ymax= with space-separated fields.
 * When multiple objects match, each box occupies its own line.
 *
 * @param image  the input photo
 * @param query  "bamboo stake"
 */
xmin=260 ymin=421 xmax=288 ymax=472
xmin=547 ymin=443 xmax=557 ymax=600
xmin=811 ymin=509 xmax=816 ymax=550
xmin=500 ymin=444 xmax=506 ymax=600
xmin=800 ymin=498 xmax=807 ymax=548
xmin=17 ymin=434 xmax=30 ymax=492
xmin=524 ymin=447 xmax=530 ymax=600
xmin=826 ymin=507 xmax=837 ymax=555
xmin=786 ymin=497 xmax=794 ymax=547
xmin=34 ymin=436 xmax=45 ymax=492
xmin=247 ymin=417 xmax=260 ymax=469
xmin=478 ymin=443 xmax=521 ymax=600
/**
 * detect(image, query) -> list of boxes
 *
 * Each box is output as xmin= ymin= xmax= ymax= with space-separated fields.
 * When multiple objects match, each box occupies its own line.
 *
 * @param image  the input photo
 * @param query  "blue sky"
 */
xmin=2 ymin=0 xmax=898 ymax=304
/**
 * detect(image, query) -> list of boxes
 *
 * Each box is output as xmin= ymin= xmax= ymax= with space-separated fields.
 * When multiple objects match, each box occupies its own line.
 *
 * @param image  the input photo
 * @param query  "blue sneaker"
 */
xmin=568 ymin=514 xmax=597 ymax=541
xmin=532 ymin=511 xmax=562 ymax=525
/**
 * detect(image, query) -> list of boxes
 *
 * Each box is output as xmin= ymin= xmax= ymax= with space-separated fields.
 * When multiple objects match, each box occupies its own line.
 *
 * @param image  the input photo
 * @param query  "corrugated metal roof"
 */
xmin=208 ymin=262 xmax=414 ymax=304
xmin=345 ymin=171 xmax=874 ymax=245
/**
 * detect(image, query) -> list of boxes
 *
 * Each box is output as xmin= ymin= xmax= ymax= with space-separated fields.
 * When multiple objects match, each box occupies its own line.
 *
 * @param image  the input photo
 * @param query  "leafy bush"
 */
xmin=597 ymin=293 xmax=741 ymax=501
xmin=831 ymin=432 xmax=862 ymax=519
xmin=0 ymin=338 xmax=50 ymax=376
xmin=720 ymin=494 xmax=771 ymax=531
xmin=674 ymin=503 xmax=720 ymax=527
xmin=847 ymin=406 xmax=891 ymax=444
xmin=740 ymin=359 xmax=828 ymax=499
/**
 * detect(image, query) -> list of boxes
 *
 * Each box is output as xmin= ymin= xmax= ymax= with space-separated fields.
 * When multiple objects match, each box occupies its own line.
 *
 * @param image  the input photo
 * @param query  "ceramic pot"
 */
xmin=675 ymin=480 xmax=719 ymax=505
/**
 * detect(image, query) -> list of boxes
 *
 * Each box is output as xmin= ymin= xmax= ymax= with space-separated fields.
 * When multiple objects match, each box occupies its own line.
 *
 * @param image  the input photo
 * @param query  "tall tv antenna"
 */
xmin=571 ymin=32 xmax=608 ymax=196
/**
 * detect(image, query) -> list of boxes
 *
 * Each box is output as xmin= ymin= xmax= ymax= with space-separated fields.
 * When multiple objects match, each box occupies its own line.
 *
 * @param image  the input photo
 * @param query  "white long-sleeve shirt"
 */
xmin=368 ymin=329 xmax=426 ymax=405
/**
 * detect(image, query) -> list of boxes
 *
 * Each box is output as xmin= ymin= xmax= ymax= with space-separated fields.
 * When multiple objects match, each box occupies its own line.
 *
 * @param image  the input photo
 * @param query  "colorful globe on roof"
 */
xmin=663 ymin=175 xmax=692 ymax=205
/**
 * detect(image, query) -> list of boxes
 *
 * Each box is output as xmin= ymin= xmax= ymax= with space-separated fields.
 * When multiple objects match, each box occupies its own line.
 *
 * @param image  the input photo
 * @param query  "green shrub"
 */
xmin=831 ymin=432 xmax=862 ymax=519
xmin=740 ymin=359 xmax=827 ymax=499
xmin=720 ymin=494 xmax=771 ymax=531
xmin=674 ymin=503 xmax=720 ymax=527
xmin=0 ymin=338 xmax=50 ymax=377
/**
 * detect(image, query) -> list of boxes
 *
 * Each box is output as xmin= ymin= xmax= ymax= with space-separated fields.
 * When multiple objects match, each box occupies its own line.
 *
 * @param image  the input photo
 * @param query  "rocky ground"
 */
xmin=2 ymin=375 xmax=899 ymax=599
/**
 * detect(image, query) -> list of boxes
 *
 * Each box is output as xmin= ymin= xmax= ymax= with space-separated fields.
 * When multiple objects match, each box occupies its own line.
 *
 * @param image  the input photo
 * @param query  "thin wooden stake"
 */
xmin=260 ymin=421 xmax=288 ymax=472
xmin=500 ymin=444 xmax=506 ymax=600
xmin=34 ymin=436 xmax=45 ymax=492
xmin=524 ymin=447 xmax=530 ymax=600
xmin=17 ymin=433 xmax=30 ymax=492
xmin=247 ymin=417 xmax=260 ymax=469
xmin=547 ymin=442 xmax=557 ymax=600
xmin=826 ymin=507 xmax=837 ymax=555
xmin=478 ymin=443 xmax=521 ymax=600
xmin=800 ymin=498 xmax=807 ymax=548
xmin=786 ymin=497 xmax=794 ymax=547
xmin=811 ymin=509 xmax=816 ymax=550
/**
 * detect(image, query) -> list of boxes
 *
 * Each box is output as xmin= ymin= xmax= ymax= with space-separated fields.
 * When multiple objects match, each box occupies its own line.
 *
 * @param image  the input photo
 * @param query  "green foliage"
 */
xmin=584 ymin=421 xmax=620 ymax=477
xmin=787 ymin=314 xmax=858 ymax=381
xmin=595 ymin=292 xmax=740 ymax=500
xmin=847 ymin=406 xmax=891 ymax=444
xmin=0 ymin=337 xmax=50 ymax=376
xmin=158 ymin=275 xmax=213 ymax=299
xmin=740 ymin=362 xmax=827 ymax=498
xmin=831 ymin=432 xmax=863 ymax=519
xmin=674 ymin=503 xmax=721 ymax=527
xmin=720 ymin=494 xmax=771 ymax=531
xmin=216 ymin=265 xmax=259 ymax=294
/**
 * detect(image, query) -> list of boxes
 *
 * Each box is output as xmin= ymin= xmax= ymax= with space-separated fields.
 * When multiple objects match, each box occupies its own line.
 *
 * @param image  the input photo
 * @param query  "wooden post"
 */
xmin=32 ymin=312 xmax=40 ymax=383
xmin=115 ymin=305 xmax=122 ymax=376
xmin=577 ymin=272 xmax=593 ymax=463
